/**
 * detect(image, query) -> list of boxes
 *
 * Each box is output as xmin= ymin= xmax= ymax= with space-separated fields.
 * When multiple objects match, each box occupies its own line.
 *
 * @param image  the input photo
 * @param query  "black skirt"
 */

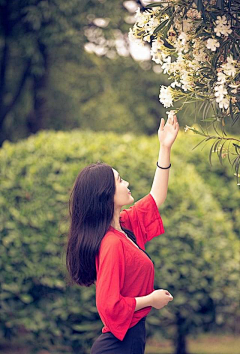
xmin=91 ymin=317 xmax=146 ymax=354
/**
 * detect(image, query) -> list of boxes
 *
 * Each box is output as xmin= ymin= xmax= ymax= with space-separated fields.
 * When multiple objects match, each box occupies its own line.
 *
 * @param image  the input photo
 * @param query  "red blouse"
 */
xmin=95 ymin=193 xmax=165 ymax=341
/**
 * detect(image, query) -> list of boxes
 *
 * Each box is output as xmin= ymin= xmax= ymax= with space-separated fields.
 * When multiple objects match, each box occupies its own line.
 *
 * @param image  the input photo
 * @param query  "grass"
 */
xmin=145 ymin=333 xmax=240 ymax=354
xmin=0 ymin=334 xmax=240 ymax=354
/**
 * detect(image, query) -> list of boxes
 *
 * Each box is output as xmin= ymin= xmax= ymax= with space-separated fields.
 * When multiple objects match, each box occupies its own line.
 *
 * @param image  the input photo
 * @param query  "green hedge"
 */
xmin=0 ymin=130 xmax=239 ymax=353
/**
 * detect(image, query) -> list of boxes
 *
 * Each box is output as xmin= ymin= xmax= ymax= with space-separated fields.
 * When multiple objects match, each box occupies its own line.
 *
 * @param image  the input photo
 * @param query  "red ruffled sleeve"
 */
xmin=96 ymin=234 xmax=137 ymax=341
xmin=120 ymin=193 xmax=165 ymax=250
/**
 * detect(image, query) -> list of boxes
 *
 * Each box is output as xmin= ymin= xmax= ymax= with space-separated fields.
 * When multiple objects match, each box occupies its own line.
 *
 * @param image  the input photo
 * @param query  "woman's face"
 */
xmin=112 ymin=169 xmax=134 ymax=208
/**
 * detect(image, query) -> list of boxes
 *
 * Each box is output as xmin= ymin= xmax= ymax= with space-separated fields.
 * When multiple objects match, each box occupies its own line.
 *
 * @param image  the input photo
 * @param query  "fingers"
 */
xmin=167 ymin=114 xmax=177 ymax=124
xmin=159 ymin=118 xmax=165 ymax=131
xmin=171 ymin=115 xmax=179 ymax=129
xmin=160 ymin=114 xmax=179 ymax=130
xmin=165 ymin=290 xmax=173 ymax=300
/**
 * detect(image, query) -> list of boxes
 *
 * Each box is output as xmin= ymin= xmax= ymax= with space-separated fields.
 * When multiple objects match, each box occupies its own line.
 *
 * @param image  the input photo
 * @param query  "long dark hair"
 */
xmin=66 ymin=162 xmax=116 ymax=287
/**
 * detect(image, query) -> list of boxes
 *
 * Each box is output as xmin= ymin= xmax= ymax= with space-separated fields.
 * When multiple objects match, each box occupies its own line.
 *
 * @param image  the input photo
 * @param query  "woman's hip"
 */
xmin=91 ymin=317 xmax=146 ymax=354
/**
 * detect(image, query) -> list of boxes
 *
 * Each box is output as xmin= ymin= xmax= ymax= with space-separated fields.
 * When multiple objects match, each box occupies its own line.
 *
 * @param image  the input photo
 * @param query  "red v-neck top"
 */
xmin=95 ymin=193 xmax=165 ymax=341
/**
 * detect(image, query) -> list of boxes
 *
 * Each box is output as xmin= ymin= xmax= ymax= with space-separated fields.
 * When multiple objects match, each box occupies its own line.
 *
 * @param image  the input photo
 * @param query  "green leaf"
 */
xmin=164 ymin=38 xmax=175 ymax=49
xmin=189 ymin=128 xmax=206 ymax=136
xmin=203 ymin=101 xmax=212 ymax=121
xmin=233 ymin=143 xmax=240 ymax=151
xmin=211 ymin=53 xmax=221 ymax=68
xmin=200 ymin=118 xmax=216 ymax=122
xmin=194 ymin=0 xmax=206 ymax=20
xmin=216 ymin=0 xmax=224 ymax=10
xmin=209 ymin=139 xmax=221 ymax=167
xmin=153 ymin=18 xmax=169 ymax=35
xmin=209 ymin=12 xmax=218 ymax=20
xmin=145 ymin=2 xmax=167 ymax=8
xmin=195 ymin=31 xmax=211 ymax=38
xmin=191 ymin=138 xmax=208 ymax=151
xmin=219 ymin=140 xmax=227 ymax=165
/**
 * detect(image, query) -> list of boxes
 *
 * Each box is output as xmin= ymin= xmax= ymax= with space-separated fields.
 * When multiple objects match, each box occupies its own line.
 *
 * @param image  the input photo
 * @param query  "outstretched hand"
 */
xmin=158 ymin=113 xmax=180 ymax=148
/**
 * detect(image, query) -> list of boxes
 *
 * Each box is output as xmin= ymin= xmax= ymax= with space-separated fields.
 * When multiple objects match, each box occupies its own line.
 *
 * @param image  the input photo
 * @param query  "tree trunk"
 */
xmin=174 ymin=314 xmax=189 ymax=354
xmin=26 ymin=41 xmax=49 ymax=134
xmin=0 ymin=1 xmax=31 ymax=147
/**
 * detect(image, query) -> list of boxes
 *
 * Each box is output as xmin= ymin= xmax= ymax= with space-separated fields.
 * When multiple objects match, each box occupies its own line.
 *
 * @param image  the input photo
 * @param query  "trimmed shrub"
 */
xmin=0 ymin=129 xmax=239 ymax=353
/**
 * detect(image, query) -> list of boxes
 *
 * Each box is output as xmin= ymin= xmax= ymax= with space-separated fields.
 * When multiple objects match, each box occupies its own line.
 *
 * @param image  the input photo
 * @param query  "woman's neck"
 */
xmin=111 ymin=207 xmax=121 ymax=231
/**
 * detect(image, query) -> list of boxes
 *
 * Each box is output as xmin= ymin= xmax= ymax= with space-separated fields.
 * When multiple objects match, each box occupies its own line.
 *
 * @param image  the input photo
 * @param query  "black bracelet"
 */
xmin=156 ymin=162 xmax=171 ymax=169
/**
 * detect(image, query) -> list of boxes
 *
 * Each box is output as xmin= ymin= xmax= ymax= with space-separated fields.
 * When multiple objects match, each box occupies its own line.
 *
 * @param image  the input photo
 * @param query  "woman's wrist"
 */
xmin=159 ymin=144 xmax=171 ymax=150
xmin=157 ymin=145 xmax=171 ymax=170
xmin=134 ymin=293 xmax=153 ymax=312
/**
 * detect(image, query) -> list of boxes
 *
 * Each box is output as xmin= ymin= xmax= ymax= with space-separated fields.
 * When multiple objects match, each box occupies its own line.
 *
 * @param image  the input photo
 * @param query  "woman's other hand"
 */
xmin=150 ymin=289 xmax=173 ymax=310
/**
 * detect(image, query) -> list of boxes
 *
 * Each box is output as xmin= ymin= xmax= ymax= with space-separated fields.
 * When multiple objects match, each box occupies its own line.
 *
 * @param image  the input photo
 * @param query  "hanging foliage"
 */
xmin=129 ymin=0 xmax=240 ymax=185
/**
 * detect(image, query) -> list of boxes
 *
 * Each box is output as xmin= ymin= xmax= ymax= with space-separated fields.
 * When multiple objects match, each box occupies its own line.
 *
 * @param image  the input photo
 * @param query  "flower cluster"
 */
xmin=214 ymin=55 xmax=238 ymax=109
xmin=129 ymin=0 xmax=240 ymax=119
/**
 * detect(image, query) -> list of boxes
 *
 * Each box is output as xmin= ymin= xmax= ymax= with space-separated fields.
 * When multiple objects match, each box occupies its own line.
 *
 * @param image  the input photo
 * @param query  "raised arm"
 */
xmin=150 ymin=113 xmax=179 ymax=208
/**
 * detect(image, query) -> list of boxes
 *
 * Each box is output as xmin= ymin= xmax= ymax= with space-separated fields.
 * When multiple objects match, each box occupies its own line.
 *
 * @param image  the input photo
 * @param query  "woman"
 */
xmin=66 ymin=114 xmax=180 ymax=353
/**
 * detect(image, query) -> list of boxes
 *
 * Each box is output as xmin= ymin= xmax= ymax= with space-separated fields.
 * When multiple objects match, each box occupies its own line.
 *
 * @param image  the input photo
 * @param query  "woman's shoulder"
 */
xmin=100 ymin=230 xmax=123 ymax=249
xmin=96 ymin=231 xmax=125 ymax=264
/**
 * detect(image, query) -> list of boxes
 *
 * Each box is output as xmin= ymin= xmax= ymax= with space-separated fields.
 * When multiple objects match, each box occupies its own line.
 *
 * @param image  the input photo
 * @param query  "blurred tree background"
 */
xmin=0 ymin=0 xmax=239 ymax=354
xmin=1 ymin=0 xmax=239 ymax=146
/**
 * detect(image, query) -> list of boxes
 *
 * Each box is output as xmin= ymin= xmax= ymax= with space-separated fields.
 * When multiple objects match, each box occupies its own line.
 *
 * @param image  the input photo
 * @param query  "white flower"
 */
xmin=186 ymin=9 xmax=201 ymax=19
xmin=225 ymin=55 xmax=235 ymax=65
xmin=135 ymin=8 xmax=151 ymax=27
xmin=128 ymin=27 xmax=145 ymax=45
xmin=215 ymin=15 xmax=227 ymax=26
xmin=149 ymin=7 xmax=162 ymax=15
xmin=206 ymin=38 xmax=220 ymax=51
xmin=177 ymin=52 xmax=185 ymax=63
xmin=214 ymin=84 xmax=227 ymax=99
xmin=180 ymin=72 xmax=193 ymax=91
xmin=182 ymin=19 xmax=193 ymax=32
xmin=219 ymin=25 xmax=232 ymax=37
xmin=147 ymin=17 xmax=159 ymax=34
xmin=214 ymin=82 xmax=230 ymax=109
xmin=174 ymin=18 xmax=195 ymax=33
xmin=150 ymin=37 xmax=166 ymax=64
xmin=188 ymin=59 xmax=201 ymax=71
xmin=162 ymin=56 xmax=172 ymax=74
xmin=222 ymin=56 xmax=237 ymax=77
xmin=173 ymin=53 xmax=187 ymax=72
xmin=194 ymin=48 xmax=207 ymax=62
xmin=174 ymin=32 xmax=189 ymax=53
xmin=179 ymin=32 xmax=189 ymax=45
xmin=143 ymin=34 xmax=151 ymax=42
xmin=192 ymin=39 xmax=208 ymax=62
xmin=171 ymin=80 xmax=181 ymax=88
xmin=174 ymin=19 xmax=182 ymax=32
xmin=214 ymin=16 xmax=232 ymax=37
xmin=229 ymin=84 xmax=238 ymax=94
xmin=217 ymin=72 xmax=226 ymax=84
xmin=128 ymin=28 xmax=138 ymax=42
xmin=159 ymin=86 xmax=174 ymax=108
xmin=218 ymin=97 xmax=230 ymax=109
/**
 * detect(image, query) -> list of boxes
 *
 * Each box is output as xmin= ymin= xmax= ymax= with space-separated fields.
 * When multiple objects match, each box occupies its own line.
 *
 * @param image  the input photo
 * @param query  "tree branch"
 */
xmin=0 ymin=38 xmax=9 ymax=100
